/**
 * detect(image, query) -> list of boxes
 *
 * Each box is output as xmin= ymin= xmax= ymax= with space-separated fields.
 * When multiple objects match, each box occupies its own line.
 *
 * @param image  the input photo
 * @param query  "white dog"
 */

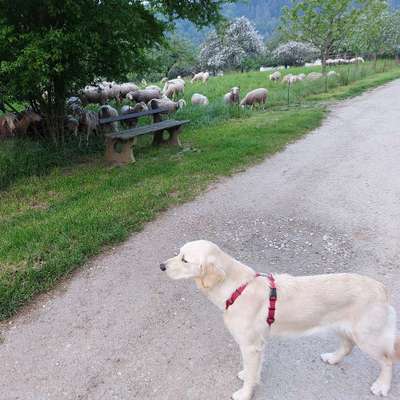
xmin=161 ymin=240 xmax=400 ymax=399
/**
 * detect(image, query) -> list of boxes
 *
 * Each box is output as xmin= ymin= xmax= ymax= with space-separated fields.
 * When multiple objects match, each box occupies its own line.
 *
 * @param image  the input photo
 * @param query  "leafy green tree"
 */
xmin=280 ymin=0 xmax=367 ymax=72
xmin=354 ymin=1 xmax=400 ymax=66
xmin=0 ymin=0 xmax=225 ymax=144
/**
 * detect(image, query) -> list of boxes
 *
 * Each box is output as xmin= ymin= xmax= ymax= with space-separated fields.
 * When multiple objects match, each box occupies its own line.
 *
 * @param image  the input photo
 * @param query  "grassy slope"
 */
xmin=0 ymin=61 xmax=399 ymax=319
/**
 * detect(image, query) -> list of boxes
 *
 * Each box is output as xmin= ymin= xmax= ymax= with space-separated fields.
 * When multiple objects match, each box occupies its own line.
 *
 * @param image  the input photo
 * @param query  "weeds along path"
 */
xmin=1 ymin=79 xmax=399 ymax=400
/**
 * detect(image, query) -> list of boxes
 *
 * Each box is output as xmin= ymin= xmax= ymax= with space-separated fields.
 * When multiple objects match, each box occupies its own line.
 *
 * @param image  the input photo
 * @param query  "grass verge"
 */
xmin=0 ymin=108 xmax=324 ymax=319
xmin=0 ymin=61 xmax=399 ymax=319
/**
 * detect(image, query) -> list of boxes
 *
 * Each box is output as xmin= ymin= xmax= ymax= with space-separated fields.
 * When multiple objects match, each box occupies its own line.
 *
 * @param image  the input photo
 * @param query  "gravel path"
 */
xmin=1 ymin=80 xmax=400 ymax=400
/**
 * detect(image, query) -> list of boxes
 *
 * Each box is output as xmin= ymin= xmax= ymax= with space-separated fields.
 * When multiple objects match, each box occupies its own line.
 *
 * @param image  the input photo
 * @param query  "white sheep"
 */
xmin=269 ymin=71 xmax=281 ymax=81
xmin=191 ymin=93 xmax=209 ymax=106
xmin=297 ymin=73 xmax=306 ymax=80
xmin=282 ymin=74 xmax=294 ymax=84
xmin=327 ymin=70 xmax=339 ymax=78
xmin=306 ymin=72 xmax=323 ymax=80
xmin=163 ymin=80 xmax=185 ymax=99
xmin=120 ymin=102 xmax=148 ymax=128
xmin=127 ymin=88 xmax=162 ymax=103
xmin=80 ymin=85 xmax=108 ymax=105
xmin=191 ymin=72 xmax=209 ymax=84
xmin=240 ymin=88 xmax=268 ymax=108
xmin=148 ymin=97 xmax=186 ymax=113
xmin=76 ymin=109 xmax=99 ymax=146
xmin=223 ymin=87 xmax=240 ymax=105
xmin=98 ymin=105 xmax=119 ymax=133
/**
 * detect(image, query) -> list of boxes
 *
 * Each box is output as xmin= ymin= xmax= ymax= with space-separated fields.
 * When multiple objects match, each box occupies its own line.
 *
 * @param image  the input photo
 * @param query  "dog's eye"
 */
xmin=182 ymin=256 xmax=188 ymax=263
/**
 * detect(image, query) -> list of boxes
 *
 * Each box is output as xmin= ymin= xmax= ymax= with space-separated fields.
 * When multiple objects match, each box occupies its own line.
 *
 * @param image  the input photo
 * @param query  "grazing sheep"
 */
xmin=223 ymin=87 xmax=240 ymax=105
xmin=327 ymin=70 xmax=339 ymax=78
xmin=306 ymin=72 xmax=323 ymax=80
xmin=98 ymin=105 xmax=119 ymax=133
xmin=120 ymin=102 xmax=148 ymax=128
xmin=126 ymin=88 xmax=162 ymax=103
xmin=64 ymin=115 xmax=79 ymax=137
xmin=191 ymin=72 xmax=209 ymax=84
xmin=80 ymin=85 xmax=108 ymax=105
xmin=160 ymin=77 xmax=168 ymax=84
xmin=0 ymin=113 xmax=17 ymax=138
xmin=282 ymin=74 xmax=294 ymax=84
xmin=145 ymin=85 xmax=161 ymax=92
xmin=76 ymin=109 xmax=99 ymax=146
xmin=240 ymin=88 xmax=268 ymax=108
xmin=119 ymin=82 xmax=139 ymax=98
xmin=191 ymin=93 xmax=209 ymax=106
xmin=269 ymin=71 xmax=281 ymax=81
xmin=148 ymin=97 xmax=186 ymax=113
xmin=297 ymin=73 xmax=306 ymax=80
xmin=15 ymin=111 xmax=42 ymax=136
xmin=163 ymin=81 xmax=185 ymax=99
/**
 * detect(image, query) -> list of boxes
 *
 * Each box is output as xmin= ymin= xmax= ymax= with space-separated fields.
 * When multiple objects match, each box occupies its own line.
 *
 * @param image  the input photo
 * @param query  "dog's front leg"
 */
xmin=232 ymin=342 xmax=263 ymax=400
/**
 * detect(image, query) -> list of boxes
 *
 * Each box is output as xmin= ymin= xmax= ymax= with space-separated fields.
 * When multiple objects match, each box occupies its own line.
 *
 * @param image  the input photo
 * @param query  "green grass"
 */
xmin=0 ymin=59 xmax=399 ymax=319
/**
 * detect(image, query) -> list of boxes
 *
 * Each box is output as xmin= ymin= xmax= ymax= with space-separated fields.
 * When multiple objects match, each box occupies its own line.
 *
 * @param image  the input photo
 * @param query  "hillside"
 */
xmin=175 ymin=0 xmax=400 ymax=45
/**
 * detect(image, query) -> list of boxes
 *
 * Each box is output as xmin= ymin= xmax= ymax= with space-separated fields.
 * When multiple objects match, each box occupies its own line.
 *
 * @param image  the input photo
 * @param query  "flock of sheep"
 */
xmin=0 ymin=58 xmax=364 ymax=141
xmin=269 ymin=69 xmax=339 ymax=84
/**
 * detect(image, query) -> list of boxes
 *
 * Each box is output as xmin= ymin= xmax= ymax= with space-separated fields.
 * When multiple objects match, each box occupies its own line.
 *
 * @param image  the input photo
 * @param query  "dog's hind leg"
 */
xmin=321 ymin=331 xmax=354 ymax=365
xmin=353 ymin=304 xmax=396 ymax=397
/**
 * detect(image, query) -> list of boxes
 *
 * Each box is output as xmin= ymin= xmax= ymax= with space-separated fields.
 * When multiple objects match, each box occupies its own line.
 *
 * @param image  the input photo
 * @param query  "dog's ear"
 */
xmin=199 ymin=263 xmax=226 ymax=289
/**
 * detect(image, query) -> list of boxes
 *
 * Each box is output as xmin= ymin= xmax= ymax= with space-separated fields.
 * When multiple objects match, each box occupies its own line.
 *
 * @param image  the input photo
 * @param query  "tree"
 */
xmin=354 ymin=1 xmax=400 ymax=66
xmin=199 ymin=17 xmax=264 ymax=72
xmin=272 ymin=41 xmax=319 ymax=66
xmin=280 ymin=0 xmax=367 ymax=72
xmin=0 ymin=0 xmax=225 ymax=144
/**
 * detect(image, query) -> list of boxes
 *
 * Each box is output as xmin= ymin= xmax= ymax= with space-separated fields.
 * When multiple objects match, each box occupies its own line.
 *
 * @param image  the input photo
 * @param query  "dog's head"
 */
xmin=160 ymin=240 xmax=226 ymax=289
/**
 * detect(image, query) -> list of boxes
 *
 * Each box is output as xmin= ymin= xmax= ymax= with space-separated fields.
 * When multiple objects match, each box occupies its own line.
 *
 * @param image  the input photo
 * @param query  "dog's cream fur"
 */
xmin=161 ymin=240 xmax=400 ymax=399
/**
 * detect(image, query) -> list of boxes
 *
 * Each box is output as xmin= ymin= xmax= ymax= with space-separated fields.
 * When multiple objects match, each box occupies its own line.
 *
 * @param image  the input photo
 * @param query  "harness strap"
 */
xmin=225 ymin=273 xmax=277 ymax=327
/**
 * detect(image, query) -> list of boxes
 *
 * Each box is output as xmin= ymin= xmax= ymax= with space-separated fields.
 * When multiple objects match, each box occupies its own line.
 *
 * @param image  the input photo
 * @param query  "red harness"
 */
xmin=225 ymin=273 xmax=277 ymax=326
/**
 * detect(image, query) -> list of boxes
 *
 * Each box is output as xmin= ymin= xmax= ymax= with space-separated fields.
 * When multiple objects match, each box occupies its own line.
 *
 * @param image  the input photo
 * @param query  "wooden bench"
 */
xmin=99 ymin=108 xmax=189 ymax=164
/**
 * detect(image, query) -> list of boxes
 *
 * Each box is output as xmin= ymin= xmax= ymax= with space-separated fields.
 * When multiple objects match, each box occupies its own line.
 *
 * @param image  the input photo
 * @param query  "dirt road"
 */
xmin=1 ymin=80 xmax=400 ymax=400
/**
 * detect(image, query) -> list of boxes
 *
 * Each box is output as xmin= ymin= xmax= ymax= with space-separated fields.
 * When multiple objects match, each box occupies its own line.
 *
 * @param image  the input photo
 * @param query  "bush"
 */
xmin=167 ymin=63 xmax=195 ymax=79
xmin=272 ymin=41 xmax=319 ymax=66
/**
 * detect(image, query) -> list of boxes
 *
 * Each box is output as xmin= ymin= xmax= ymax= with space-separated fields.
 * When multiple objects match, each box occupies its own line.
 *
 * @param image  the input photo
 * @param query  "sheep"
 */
xmin=216 ymin=70 xmax=224 ymax=77
xmin=145 ymin=85 xmax=161 ymax=92
xmin=191 ymin=71 xmax=209 ymax=84
xmin=0 ymin=113 xmax=17 ymax=138
xmin=148 ymin=97 xmax=186 ymax=113
xmin=120 ymin=102 xmax=148 ymax=128
xmin=75 ymin=109 xmax=99 ymax=146
xmin=327 ymin=70 xmax=339 ymax=78
xmin=15 ymin=111 xmax=42 ymax=136
xmin=119 ymin=82 xmax=138 ymax=98
xmin=160 ymin=77 xmax=168 ymax=84
xmin=163 ymin=81 xmax=185 ymax=99
xmin=64 ymin=115 xmax=79 ymax=137
xmin=126 ymin=88 xmax=161 ymax=103
xmin=98 ymin=105 xmax=119 ymax=133
xmin=269 ymin=71 xmax=281 ymax=81
xmin=306 ymin=72 xmax=323 ymax=80
xmin=282 ymin=74 xmax=294 ymax=84
xmin=240 ymin=88 xmax=268 ymax=108
xmin=80 ymin=85 xmax=108 ymax=105
xmin=297 ymin=73 xmax=306 ymax=80
xmin=223 ymin=87 xmax=240 ymax=105
xmin=191 ymin=93 xmax=209 ymax=106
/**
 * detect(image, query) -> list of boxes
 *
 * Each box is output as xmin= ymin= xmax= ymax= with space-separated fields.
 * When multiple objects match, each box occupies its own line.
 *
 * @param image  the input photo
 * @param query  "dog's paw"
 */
xmin=320 ymin=352 xmax=340 ymax=365
xmin=237 ymin=370 xmax=245 ymax=381
xmin=370 ymin=380 xmax=390 ymax=397
xmin=231 ymin=388 xmax=252 ymax=400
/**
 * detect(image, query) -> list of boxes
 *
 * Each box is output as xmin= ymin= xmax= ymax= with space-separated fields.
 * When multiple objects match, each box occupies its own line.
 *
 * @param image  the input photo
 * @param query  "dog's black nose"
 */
xmin=160 ymin=263 xmax=166 ymax=271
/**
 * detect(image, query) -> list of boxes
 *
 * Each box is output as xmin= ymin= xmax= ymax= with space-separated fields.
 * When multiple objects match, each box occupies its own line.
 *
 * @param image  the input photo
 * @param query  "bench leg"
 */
xmin=152 ymin=131 xmax=165 ymax=146
xmin=166 ymin=126 xmax=182 ymax=146
xmin=105 ymin=137 xmax=136 ymax=165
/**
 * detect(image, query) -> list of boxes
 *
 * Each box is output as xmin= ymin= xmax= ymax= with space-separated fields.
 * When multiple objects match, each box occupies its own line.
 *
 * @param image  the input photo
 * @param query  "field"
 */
xmin=1 ymin=60 xmax=399 ymax=319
